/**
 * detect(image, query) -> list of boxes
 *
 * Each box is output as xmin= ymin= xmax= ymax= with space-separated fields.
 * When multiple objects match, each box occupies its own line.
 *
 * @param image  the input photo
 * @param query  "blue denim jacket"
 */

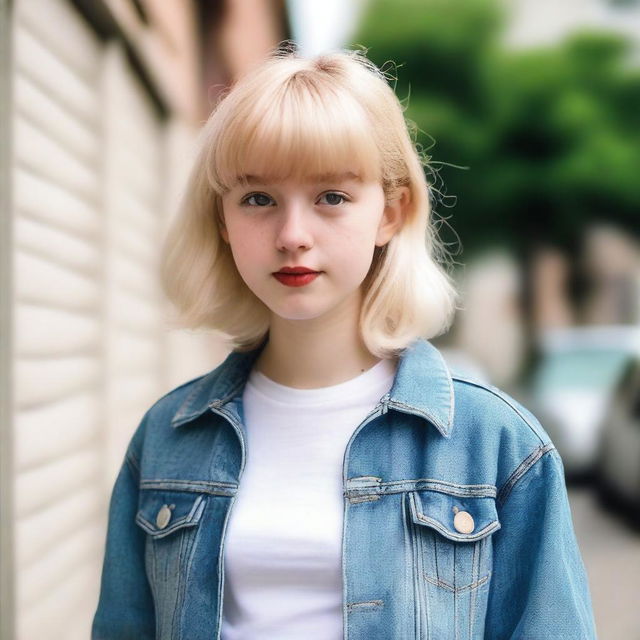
xmin=92 ymin=338 xmax=597 ymax=639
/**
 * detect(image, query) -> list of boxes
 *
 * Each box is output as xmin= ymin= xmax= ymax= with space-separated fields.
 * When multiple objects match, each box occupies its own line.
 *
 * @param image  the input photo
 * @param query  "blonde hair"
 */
xmin=159 ymin=45 xmax=458 ymax=358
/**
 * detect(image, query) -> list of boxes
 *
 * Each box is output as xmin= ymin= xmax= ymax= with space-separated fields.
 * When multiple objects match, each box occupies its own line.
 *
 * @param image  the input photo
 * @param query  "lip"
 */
xmin=274 ymin=266 xmax=319 ymax=274
xmin=273 ymin=271 xmax=321 ymax=287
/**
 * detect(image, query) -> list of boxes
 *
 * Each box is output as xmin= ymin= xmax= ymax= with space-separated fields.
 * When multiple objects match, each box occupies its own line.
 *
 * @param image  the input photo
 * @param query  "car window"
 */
xmin=534 ymin=350 xmax=630 ymax=393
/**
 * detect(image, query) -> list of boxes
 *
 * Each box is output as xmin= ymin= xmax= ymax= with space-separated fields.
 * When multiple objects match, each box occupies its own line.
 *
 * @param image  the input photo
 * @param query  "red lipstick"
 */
xmin=273 ymin=266 xmax=321 ymax=287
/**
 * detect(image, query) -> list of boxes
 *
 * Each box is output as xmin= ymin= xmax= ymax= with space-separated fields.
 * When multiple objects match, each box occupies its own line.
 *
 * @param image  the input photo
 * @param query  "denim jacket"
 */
xmin=92 ymin=338 xmax=597 ymax=639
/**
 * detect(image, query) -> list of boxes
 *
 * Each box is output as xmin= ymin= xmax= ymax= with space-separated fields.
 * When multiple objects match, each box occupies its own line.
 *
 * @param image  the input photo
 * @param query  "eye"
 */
xmin=241 ymin=192 xmax=274 ymax=207
xmin=318 ymin=191 xmax=348 ymax=206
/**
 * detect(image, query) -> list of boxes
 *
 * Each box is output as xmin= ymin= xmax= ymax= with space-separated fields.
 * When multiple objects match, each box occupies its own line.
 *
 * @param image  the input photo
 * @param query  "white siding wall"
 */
xmin=11 ymin=1 xmax=168 ymax=637
xmin=101 ymin=43 xmax=165 ymax=479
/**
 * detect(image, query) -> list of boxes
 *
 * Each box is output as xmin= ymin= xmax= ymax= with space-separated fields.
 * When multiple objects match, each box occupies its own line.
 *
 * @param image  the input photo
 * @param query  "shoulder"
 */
xmin=127 ymin=345 xmax=262 ymax=458
xmin=450 ymin=371 xmax=550 ymax=447
xmin=126 ymin=371 xmax=212 ymax=459
xmin=146 ymin=372 xmax=210 ymax=423
xmin=446 ymin=367 xmax=560 ymax=500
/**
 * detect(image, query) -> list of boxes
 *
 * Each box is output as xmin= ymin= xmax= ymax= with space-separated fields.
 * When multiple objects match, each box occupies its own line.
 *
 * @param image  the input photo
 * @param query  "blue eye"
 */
xmin=242 ymin=193 xmax=274 ymax=206
xmin=319 ymin=192 xmax=348 ymax=206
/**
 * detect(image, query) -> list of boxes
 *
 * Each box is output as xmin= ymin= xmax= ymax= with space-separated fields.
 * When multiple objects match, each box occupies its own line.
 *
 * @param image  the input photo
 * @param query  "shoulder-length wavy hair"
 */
xmin=159 ymin=45 xmax=458 ymax=358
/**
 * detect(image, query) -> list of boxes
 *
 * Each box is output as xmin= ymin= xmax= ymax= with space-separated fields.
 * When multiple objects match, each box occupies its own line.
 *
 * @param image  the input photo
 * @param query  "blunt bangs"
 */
xmin=208 ymin=72 xmax=382 ymax=191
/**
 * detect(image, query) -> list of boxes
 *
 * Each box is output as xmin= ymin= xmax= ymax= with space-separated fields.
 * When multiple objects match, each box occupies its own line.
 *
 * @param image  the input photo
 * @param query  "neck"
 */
xmin=253 ymin=295 xmax=385 ymax=389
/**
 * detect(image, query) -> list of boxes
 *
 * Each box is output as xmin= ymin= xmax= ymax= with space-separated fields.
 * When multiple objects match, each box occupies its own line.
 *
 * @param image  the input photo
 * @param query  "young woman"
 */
xmin=92 ymin=47 xmax=597 ymax=639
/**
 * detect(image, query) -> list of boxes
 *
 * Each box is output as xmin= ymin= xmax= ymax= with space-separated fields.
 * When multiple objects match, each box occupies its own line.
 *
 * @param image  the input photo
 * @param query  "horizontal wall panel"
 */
xmin=117 ymin=128 xmax=161 ymax=174
xmin=15 ymin=74 xmax=99 ymax=164
xmin=15 ymin=216 xmax=101 ymax=274
xmin=17 ymin=561 xmax=100 ymax=640
xmin=111 ymin=289 xmax=160 ymax=330
xmin=15 ymin=304 xmax=100 ymax=357
xmin=113 ymin=225 xmax=156 ymax=267
xmin=14 ymin=25 xmax=99 ymax=126
xmin=112 ymin=404 xmax=150 ymax=437
xmin=14 ymin=117 xmax=99 ymax=201
xmin=114 ymin=96 xmax=160 ymax=146
xmin=111 ymin=333 xmax=160 ymax=370
xmin=107 ymin=80 xmax=159 ymax=146
xmin=17 ymin=0 xmax=101 ymax=79
xmin=15 ymin=393 xmax=101 ymax=470
xmin=111 ymin=189 xmax=158 ymax=236
xmin=15 ymin=448 xmax=101 ymax=518
xmin=15 ymin=251 xmax=100 ymax=310
xmin=112 ymin=374 xmax=161 ymax=412
xmin=15 ymin=484 xmax=101 ymax=567
xmin=110 ymin=143 xmax=159 ymax=204
xmin=112 ymin=252 xmax=160 ymax=297
xmin=14 ymin=169 xmax=100 ymax=238
xmin=17 ymin=521 xmax=103 ymax=608
xmin=66 ymin=603 xmax=101 ymax=640
xmin=15 ymin=356 xmax=101 ymax=407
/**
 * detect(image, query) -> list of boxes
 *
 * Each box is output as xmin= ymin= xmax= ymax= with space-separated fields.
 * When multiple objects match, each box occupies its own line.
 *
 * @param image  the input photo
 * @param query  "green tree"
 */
xmin=353 ymin=0 xmax=640 ymax=258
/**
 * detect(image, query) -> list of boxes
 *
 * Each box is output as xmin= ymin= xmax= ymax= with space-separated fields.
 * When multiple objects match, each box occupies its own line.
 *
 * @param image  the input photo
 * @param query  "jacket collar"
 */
xmin=171 ymin=337 xmax=454 ymax=438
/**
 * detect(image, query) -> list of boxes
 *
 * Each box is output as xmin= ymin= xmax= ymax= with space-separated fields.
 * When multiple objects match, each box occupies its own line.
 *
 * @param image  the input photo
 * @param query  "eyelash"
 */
xmin=240 ymin=191 xmax=350 ymax=207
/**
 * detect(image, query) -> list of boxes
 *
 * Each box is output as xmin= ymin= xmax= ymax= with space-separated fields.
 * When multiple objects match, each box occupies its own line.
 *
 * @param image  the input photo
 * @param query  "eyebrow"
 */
xmin=236 ymin=171 xmax=362 ymax=185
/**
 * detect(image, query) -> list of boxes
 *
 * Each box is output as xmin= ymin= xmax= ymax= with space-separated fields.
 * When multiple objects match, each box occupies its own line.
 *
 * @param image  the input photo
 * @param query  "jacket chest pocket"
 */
xmin=406 ymin=488 xmax=501 ymax=640
xmin=135 ymin=489 xmax=207 ymax=638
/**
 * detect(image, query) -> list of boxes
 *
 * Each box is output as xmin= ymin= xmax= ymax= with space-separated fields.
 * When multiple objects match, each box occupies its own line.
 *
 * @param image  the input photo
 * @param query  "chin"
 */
xmin=271 ymin=309 xmax=326 ymax=323
xmin=267 ymin=301 xmax=334 ymax=323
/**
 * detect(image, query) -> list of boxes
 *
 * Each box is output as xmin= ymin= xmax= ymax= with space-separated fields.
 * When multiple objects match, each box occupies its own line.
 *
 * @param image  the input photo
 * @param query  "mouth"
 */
xmin=275 ymin=266 xmax=319 ymax=275
xmin=272 ymin=270 xmax=322 ymax=287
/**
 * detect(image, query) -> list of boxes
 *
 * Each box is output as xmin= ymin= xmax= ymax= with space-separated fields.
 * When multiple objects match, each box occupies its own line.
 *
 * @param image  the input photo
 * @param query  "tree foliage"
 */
xmin=353 ymin=0 xmax=640 ymax=257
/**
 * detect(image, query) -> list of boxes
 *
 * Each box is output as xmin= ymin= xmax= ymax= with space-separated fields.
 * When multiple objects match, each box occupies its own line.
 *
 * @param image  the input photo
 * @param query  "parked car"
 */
xmin=527 ymin=325 xmax=640 ymax=482
xmin=595 ymin=355 xmax=640 ymax=529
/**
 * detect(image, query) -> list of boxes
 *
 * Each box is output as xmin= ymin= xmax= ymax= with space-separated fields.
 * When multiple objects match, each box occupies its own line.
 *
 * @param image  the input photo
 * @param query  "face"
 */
xmin=219 ymin=172 xmax=405 ymax=326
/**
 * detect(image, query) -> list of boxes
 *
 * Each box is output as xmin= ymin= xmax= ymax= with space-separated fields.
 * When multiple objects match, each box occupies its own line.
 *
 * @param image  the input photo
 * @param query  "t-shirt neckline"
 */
xmin=247 ymin=358 xmax=397 ymax=406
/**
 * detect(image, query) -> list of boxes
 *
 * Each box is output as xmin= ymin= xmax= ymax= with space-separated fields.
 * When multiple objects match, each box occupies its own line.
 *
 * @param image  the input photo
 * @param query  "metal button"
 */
xmin=156 ymin=505 xmax=172 ymax=529
xmin=453 ymin=510 xmax=475 ymax=534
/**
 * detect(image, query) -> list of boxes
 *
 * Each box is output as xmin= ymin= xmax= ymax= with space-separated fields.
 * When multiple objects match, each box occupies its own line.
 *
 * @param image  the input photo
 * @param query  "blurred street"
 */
xmin=569 ymin=486 xmax=640 ymax=640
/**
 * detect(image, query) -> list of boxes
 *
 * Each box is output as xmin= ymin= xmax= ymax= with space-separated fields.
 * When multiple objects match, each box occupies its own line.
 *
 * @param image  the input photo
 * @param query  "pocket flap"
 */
xmin=408 ymin=489 xmax=501 ymax=542
xmin=135 ymin=490 xmax=206 ymax=539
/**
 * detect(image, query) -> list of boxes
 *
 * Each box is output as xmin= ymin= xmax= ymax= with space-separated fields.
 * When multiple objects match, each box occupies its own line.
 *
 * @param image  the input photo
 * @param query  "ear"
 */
xmin=376 ymin=186 xmax=410 ymax=247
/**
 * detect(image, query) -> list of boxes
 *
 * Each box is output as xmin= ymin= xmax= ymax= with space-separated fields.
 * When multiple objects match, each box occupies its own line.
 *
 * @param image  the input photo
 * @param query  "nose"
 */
xmin=275 ymin=202 xmax=314 ymax=252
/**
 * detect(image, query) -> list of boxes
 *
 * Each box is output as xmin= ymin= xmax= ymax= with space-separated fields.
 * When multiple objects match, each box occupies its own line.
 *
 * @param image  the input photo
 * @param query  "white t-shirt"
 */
xmin=220 ymin=357 xmax=397 ymax=640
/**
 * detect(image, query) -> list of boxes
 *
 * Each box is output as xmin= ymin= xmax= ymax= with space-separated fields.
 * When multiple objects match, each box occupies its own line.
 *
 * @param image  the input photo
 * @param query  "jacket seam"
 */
xmin=496 ymin=443 xmax=556 ymax=507
xmin=451 ymin=375 xmax=547 ymax=446
xmin=125 ymin=450 xmax=141 ymax=477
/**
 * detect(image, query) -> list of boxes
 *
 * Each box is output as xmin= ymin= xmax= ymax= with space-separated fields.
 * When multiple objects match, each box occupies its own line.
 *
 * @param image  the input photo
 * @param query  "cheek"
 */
xmin=228 ymin=239 xmax=255 ymax=272
xmin=332 ymin=238 xmax=377 ymax=286
xmin=225 ymin=229 xmax=267 ymax=285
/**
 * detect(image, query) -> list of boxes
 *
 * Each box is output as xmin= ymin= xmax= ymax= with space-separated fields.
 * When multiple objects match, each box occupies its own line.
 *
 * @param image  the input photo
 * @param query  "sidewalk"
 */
xmin=568 ymin=486 xmax=640 ymax=640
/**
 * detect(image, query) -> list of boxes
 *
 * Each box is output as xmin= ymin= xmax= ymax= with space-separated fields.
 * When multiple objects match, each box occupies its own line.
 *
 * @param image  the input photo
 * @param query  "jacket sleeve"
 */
xmin=484 ymin=446 xmax=598 ymax=639
xmin=91 ymin=429 xmax=155 ymax=639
